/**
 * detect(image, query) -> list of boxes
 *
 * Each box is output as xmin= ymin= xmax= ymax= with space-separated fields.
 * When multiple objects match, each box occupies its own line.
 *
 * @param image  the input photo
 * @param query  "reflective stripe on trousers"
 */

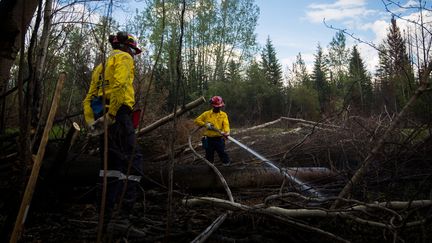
xmin=99 ymin=170 xmax=142 ymax=182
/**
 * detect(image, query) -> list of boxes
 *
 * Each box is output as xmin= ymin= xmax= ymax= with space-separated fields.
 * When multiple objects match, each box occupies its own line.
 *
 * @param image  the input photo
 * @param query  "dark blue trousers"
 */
xmin=99 ymin=105 xmax=143 ymax=216
xmin=204 ymin=136 xmax=230 ymax=164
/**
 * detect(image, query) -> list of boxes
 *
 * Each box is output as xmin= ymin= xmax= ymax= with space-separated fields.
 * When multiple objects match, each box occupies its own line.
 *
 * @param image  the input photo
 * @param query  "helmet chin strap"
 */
xmin=117 ymin=44 xmax=134 ymax=56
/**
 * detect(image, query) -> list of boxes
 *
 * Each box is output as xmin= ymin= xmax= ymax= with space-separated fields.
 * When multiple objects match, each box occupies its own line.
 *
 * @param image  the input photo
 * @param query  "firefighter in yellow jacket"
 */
xmin=194 ymin=96 xmax=231 ymax=166
xmin=83 ymin=31 xmax=143 ymax=221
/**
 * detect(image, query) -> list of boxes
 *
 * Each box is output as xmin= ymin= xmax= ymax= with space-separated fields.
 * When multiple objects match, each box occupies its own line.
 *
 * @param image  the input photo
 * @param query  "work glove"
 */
xmin=205 ymin=122 xmax=214 ymax=130
xmin=88 ymin=115 xmax=115 ymax=136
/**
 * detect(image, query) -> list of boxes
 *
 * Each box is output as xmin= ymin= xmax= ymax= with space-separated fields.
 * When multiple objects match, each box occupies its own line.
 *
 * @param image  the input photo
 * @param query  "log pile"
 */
xmin=2 ymin=114 xmax=432 ymax=242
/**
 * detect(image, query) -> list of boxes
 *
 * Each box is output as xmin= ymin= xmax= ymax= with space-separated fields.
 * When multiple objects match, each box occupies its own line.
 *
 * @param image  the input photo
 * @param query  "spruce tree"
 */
xmin=226 ymin=60 xmax=242 ymax=83
xmin=327 ymin=30 xmax=349 ymax=87
xmin=376 ymin=17 xmax=415 ymax=113
xmin=245 ymin=60 xmax=267 ymax=122
xmin=260 ymin=36 xmax=283 ymax=87
xmin=311 ymin=44 xmax=329 ymax=114
xmin=348 ymin=45 xmax=373 ymax=115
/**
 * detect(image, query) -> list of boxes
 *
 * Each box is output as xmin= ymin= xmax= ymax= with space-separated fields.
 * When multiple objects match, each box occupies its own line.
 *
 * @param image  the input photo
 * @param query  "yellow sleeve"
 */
xmin=108 ymin=53 xmax=134 ymax=117
xmin=82 ymin=64 xmax=102 ymax=125
xmin=194 ymin=111 xmax=208 ymax=127
xmin=221 ymin=112 xmax=230 ymax=134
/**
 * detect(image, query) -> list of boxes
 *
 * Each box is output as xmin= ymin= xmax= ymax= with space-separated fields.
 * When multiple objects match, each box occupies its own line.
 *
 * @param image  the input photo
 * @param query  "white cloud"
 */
xmin=309 ymin=0 xmax=365 ymax=9
xmin=53 ymin=2 xmax=101 ymax=25
xmin=357 ymin=43 xmax=379 ymax=73
xmin=307 ymin=8 xmax=366 ymax=23
xmin=306 ymin=0 xmax=375 ymax=23
xmin=398 ymin=10 xmax=432 ymax=33
xmin=360 ymin=8 xmax=432 ymax=68
xmin=403 ymin=0 xmax=419 ymax=8
xmin=362 ymin=19 xmax=388 ymax=44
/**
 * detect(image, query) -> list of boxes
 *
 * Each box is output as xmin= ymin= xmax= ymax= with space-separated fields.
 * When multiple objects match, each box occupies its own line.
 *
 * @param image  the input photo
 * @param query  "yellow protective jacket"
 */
xmin=194 ymin=109 xmax=230 ymax=137
xmin=83 ymin=50 xmax=136 ymax=125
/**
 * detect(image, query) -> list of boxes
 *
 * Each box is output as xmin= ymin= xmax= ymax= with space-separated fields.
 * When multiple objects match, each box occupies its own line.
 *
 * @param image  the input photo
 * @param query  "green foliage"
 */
xmin=346 ymin=45 xmax=373 ymax=115
xmin=311 ymin=44 xmax=330 ymax=114
xmin=57 ymin=27 xmax=94 ymax=116
xmin=411 ymin=91 xmax=432 ymax=122
xmin=212 ymin=0 xmax=259 ymax=82
xmin=324 ymin=31 xmax=351 ymax=116
xmin=130 ymin=0 xmax=259 ymax=110
xmin=288 ymin=52 xmax=311 ymax=87
xmin=208 ymin=60 xmax=263 ymax=125
xmin=12 ymin=1 xmax=430 ymax=132
xmin=285 ymin=52 xmax=326 ymax=120
xmin=327 ymin=30 xmax=349 ymax=85
xmin=207 ymin=77 xmax=249 ymax=124
xmin=207 ymin=59 xmax=287 ymax=126
xmin=289 ymin=85 xmax=320 ymax=120
xmin=248 ymin=60 xmax=285 ymax=123
xmin=226 ymin=60 xmax=242 ymax=83
xmin=375 ymin=17 xmax=416 ymax=113
xmin=260 ymin=37 xmax=283 ymax=87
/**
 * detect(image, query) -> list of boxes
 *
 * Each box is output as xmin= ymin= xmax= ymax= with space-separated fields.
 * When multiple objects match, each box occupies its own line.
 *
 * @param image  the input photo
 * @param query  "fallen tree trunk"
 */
xmin=183 ymin=197 xmax=352 ymax=243
xmin=235 ymin=117 xmax=341 ymax=135
xmin=183 ymin=196 xmax=432 ymax=229
xmin=137 ymin=96 xmax=206 ymax=136
xmin=50 ymin=154 xmax=336 ymax=190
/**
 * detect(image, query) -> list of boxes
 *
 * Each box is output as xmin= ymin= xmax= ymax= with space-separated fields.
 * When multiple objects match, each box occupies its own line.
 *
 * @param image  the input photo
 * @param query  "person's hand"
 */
xmin=88 ymin=115 xmax=115 ymax=136
xmin=221 ymin=132 xmax=229 ymax=139
xmin=205 ymin=122 xmax=214 ymax=130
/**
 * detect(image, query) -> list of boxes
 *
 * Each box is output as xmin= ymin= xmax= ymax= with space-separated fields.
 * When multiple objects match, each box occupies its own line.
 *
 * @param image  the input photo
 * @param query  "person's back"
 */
xmin=83 ymin=35 xmax=138 ymax=126
xmin=82 ymin=31 xmax=144 ymax=226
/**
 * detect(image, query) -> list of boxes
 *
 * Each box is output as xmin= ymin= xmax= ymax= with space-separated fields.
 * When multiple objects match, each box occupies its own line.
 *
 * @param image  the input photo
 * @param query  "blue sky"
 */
xmin=254 ymin=0 xmax=392 ymax=73
xmin=115 ymin=0 xmax=425 ymax=74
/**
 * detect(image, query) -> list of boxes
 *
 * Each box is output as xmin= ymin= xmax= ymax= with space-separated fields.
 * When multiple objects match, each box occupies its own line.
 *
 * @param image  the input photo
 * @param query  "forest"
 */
xmin=0 ymin=0 xmax=432 ymax=242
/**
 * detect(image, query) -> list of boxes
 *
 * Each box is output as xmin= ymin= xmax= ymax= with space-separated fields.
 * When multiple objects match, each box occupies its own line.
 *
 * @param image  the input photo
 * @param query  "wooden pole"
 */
xmin=10 ymin=72 xmax=65 ymax=243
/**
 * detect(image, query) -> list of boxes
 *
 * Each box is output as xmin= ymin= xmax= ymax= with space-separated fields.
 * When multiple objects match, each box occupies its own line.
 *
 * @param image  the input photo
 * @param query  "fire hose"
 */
xmin=212 ymin=127 xmax=322 ymax=198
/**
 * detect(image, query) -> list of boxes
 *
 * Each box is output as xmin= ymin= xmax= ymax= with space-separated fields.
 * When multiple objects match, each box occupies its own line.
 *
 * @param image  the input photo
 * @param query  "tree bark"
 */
xmin=50 ymin=154 xmax=336 ymax=190
xmin=32 ymin=0 xmax=53 ymax=126
xmin=137 ymin=96 xmax=206 ymax=136
xmin=183 ymin=196 xmax=432 ymax=229
xmin=0 ymin=0 xmax=38 ymax=93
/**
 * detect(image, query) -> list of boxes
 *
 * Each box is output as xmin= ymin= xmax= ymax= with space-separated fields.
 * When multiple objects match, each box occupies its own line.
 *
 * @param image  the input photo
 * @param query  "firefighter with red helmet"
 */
xmin=82 ymin=31 xmax=143 ymax=222
xmin=194 ymin=96 xmax=231 ymax=166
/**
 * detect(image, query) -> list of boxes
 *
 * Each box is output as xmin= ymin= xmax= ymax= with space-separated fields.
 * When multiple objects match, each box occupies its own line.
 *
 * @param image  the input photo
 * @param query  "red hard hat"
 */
xmin=210 ymin=96 xmax=224 ymax=108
